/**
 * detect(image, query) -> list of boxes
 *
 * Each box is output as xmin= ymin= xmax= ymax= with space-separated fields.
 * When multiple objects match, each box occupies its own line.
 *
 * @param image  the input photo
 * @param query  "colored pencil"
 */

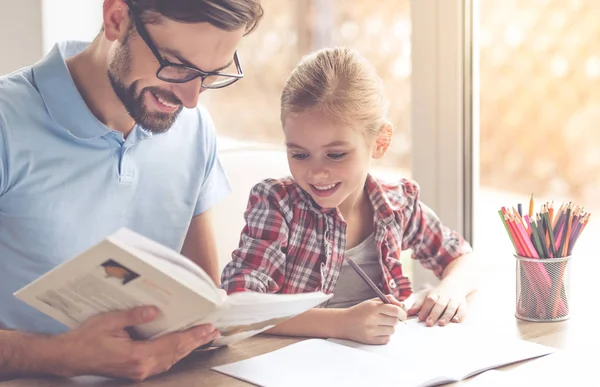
xmin=499 ymin=196 xmax=589 ymax=320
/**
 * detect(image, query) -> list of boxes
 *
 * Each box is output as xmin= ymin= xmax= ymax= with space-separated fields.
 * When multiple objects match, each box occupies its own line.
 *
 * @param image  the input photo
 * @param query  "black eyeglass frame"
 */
xmin=125 ymin=0 xmax=244 ymax=88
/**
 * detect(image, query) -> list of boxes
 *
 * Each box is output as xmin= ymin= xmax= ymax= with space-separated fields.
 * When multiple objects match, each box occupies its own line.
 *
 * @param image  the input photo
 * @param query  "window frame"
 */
xmin=410 ymin=0 xmax=475 ymax=288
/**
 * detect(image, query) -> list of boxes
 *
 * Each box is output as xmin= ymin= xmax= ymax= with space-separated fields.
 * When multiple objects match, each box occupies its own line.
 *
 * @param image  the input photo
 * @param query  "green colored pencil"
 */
xmin=498 ymin=209 xmax=517 ymax=252
xmin=529 ymin=219 xmax=545 ymax=257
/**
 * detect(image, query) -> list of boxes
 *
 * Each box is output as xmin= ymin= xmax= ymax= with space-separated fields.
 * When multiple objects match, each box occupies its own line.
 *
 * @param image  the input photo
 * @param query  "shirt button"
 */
xmin=388 ymin=279 xmax=397 ymax=289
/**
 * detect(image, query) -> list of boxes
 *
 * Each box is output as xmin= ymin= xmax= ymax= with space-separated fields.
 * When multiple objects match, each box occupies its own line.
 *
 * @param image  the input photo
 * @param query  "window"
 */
xmin=477 ymin=0 xmax=597 ymax=260
xmin=200 ymin=0 xmax=412 ymax=178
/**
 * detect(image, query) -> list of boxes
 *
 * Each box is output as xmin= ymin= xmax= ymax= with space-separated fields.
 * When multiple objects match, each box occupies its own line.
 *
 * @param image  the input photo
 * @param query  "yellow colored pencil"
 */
xmin=528 ymin=193 xmax=534 ymax=218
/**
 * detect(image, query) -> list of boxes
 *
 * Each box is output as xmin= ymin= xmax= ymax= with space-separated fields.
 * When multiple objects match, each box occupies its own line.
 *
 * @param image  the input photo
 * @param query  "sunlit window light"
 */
xmin=585 ymin=56 xmax=600 ymax=79
xmin=550 ymin=56 xmax=569 ymax=77
xmin=549 ymin=11 xmax=567 ymax=29
xmin=365 ymin=17 xmax=382 ymax=36
xmin=503 ymin=24 xmax=524 ymax=47
xmin=340 ymin=21 xmax=359 ymax=40
xmin=380 ymin=40 xmax=393 ymax=54
xmin=392 ymin=57 xmax=411 ymax=79
xmin=393 ymin=20 xmax=410 ymax=39
xmin=479 ymin=28 xmax=492 ymax=48
xmin=532 ymin=35 xmax=551 ymax=52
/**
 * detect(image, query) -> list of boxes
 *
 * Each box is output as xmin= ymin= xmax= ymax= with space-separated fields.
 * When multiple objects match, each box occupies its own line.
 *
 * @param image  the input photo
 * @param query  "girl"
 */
xmin=220 ymin=46 xmax=478 ymax=345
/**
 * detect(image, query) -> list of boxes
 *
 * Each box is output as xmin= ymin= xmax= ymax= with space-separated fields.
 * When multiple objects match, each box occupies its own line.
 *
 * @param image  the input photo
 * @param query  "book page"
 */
xmin=14 ymin=235 xmax=220 ymax=339
xmin=211 ymin=292 xmax=332 ymax=347
xmin=213 ymin=339 xmax=400 ymax=387
xmin=109 ymin=228 xmax=221 ymax=302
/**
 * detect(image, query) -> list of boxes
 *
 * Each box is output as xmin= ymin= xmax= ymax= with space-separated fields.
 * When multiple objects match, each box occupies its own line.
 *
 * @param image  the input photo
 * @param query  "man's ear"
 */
xmin=372 ymin=123 xmax=393 ymax=159
xmin=102 ymin=0 xmax=132 ymax=42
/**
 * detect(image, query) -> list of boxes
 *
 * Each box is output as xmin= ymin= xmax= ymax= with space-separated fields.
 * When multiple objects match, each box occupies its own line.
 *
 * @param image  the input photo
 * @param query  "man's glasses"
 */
xmin=125 ymin=0 xmax=243 ymax=88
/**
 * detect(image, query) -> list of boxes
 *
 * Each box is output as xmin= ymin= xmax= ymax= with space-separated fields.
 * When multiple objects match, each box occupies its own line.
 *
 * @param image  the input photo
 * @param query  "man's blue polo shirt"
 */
xmin=0 ymin=41 xmax=231 ymax=334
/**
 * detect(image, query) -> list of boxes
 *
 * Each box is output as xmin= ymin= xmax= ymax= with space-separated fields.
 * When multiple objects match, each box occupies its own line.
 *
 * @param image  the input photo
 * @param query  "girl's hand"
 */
xmin=406 ymin=286 xmax=468 ymax=327
xmin=339 ymin=295 xmax=407 ymax=344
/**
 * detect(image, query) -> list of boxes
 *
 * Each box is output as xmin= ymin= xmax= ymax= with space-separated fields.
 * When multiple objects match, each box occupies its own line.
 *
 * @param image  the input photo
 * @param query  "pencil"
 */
xmin=346 ymin=257 xmax=407 ymax=324
xmin=563 ymin=209 xmax=573 ymax=257
xmin=498 ymin=209 xmax=518 ymax=252
xmin=529 ymin=193 xmax=534 ymax=218
xmin=535 ymin=214 xmax=549 ymax=257
xmin=529 ymin=218 xmax=544 ymax=257
xmin=543 ymin=211 xmax=557 ymax=258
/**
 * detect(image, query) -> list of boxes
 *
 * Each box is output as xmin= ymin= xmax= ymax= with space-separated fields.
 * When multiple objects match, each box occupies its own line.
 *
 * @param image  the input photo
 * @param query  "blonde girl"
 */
xmin=221 ymin=46 xmax=478 ymax=344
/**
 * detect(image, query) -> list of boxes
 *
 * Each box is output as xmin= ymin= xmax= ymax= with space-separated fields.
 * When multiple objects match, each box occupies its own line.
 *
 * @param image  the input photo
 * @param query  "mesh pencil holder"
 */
xmin=515 ymin=254 xmax=572 ymax=322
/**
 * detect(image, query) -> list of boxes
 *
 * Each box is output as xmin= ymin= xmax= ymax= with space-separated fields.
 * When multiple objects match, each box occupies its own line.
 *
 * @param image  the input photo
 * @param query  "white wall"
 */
xmin=0 ymin=0 xmax=43 ymax=75
xmin=42 ymin=0 xmax=103 ymax=54
xmin=0 ymin=0 xmax=103 ymax=75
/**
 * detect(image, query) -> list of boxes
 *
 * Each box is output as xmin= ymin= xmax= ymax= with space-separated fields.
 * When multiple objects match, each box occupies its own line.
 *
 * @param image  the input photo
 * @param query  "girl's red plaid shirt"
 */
xmin=220 ymin=174 xmax=473 ymax=301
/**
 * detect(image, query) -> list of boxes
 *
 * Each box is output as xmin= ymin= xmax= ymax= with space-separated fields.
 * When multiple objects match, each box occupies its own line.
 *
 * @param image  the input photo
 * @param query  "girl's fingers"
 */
xmin=425 ymin=296 xmax=448 ymax=326
xmin=452 ymin=302 xmax=468 ymax=323
xmin=437 ymin=299 xmax=459 ymax=326
xmin=417 ymin=293 xmax=439 ymax=322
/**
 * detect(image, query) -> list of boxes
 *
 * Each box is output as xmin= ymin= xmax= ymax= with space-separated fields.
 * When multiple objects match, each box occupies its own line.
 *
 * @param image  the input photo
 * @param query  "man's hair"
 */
xmin=130 ymin=0 xmax=264 ymax=35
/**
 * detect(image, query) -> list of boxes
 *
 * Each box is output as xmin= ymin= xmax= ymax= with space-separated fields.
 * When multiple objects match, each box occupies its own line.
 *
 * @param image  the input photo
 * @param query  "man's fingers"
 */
xmin=151 ymin=324 xmax=219 ymax=358
xmin=91 ymin=306 xmax=160 ymax=332
xmin=120 ymin=324 xmax=219 ymax=380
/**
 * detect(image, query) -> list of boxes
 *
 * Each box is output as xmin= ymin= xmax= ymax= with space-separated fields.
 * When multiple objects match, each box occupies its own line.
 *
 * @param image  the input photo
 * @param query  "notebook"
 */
xmin=212 ymin=319 xmax=555 ymax=387
xmin=467 ymin=350 xmax=595 ymax=386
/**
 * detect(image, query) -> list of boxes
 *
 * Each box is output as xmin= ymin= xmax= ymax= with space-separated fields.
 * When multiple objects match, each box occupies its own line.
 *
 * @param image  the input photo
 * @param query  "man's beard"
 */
xmin=107 ymin=38 xmax=183 ymax=134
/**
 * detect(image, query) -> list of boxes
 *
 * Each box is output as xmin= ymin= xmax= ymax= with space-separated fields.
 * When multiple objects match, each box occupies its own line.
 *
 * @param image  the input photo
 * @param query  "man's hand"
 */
xmin=55 ymin=306 xmax=220 ymax=381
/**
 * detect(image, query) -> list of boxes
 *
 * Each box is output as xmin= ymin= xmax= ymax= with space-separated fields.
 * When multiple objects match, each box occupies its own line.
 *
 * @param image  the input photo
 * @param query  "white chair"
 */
xmin=212 ymin=145 xmax=291 ymax=271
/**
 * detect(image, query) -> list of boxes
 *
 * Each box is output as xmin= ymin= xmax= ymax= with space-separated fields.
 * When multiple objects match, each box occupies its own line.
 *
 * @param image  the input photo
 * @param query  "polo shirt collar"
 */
xmin=32 ymin=41 xmax=111 ymax=139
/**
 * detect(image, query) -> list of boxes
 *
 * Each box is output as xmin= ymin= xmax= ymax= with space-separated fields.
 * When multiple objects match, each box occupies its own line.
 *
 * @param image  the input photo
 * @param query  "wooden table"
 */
xmin=1 ymin=257 xmax=595 ymax=387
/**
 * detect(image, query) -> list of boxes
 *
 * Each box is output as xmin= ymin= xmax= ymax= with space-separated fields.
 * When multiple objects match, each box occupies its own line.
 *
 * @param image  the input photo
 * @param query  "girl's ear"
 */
xmin=372 ymin=123 xmax=393 ymax=159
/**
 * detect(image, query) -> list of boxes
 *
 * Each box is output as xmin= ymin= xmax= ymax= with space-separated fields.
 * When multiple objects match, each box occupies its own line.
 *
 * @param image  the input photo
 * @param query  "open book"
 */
xmin=14 ymin=227 xmax=331 ymax=347
xmin=213 ymin=319 xmax=555 ymax=386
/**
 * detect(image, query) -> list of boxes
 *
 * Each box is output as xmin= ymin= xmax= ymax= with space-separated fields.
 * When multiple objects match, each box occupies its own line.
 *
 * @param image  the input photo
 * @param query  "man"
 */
xmin=0 ymin=0 xmax=263 ymax=380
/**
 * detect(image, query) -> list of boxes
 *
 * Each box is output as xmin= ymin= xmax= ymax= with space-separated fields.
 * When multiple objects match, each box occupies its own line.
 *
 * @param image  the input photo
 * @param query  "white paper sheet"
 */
xmin=467 ymin=351 xmax=596 ymax=386
xmin=213 ymin=339 xmax=400 ymax=387
xmin=213 ymin=318 xmax=555 ymax=387
xmin=329 ymin=318 xmax=555 ymax=384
